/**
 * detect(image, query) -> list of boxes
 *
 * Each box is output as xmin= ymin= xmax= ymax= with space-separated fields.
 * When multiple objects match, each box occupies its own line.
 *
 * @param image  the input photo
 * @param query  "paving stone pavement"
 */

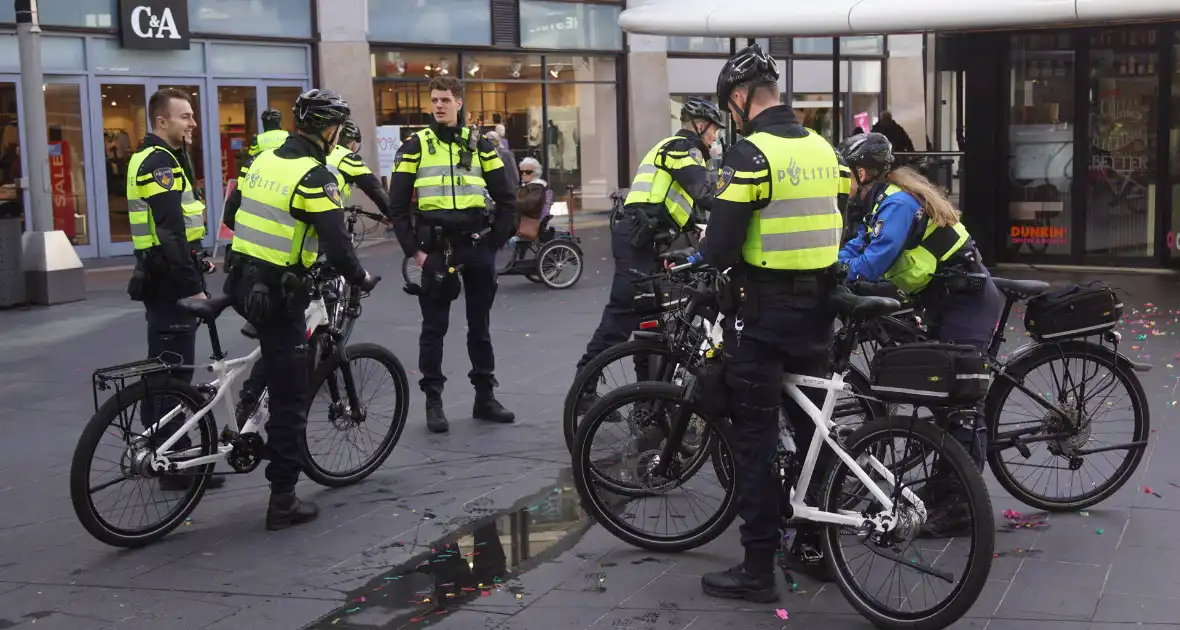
xmin=0 ymin=227 xmax=1177 ymax=630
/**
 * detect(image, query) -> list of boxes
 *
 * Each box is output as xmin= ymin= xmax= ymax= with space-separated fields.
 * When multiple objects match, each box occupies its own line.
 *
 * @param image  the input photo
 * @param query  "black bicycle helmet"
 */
xmin=716 ymin=44 xmax=779 ymax=113
xmin=261 ymin=108 xmax=282 ymax=130
xmin=837 ymin=132 xmax=894 ymax=173
xmin=339 ymin=119 xmax=362 ymax=144
xmin=293 ymin=89 xmax=351 ymax=132
xmin=681 ymin=98 xmax=724 ymax=128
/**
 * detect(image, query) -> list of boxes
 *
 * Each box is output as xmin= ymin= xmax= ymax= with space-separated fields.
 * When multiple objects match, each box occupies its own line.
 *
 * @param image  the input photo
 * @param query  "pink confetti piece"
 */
xmin=775 ymin=608 xmax=789 ymax=620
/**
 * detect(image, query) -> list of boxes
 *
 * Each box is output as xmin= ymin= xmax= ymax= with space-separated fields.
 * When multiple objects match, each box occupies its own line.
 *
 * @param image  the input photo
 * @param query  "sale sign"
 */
xmin=376 ymin=125 xmax=402 ymax=177
xmin=48 ymin=141 xmax=76 ymax=241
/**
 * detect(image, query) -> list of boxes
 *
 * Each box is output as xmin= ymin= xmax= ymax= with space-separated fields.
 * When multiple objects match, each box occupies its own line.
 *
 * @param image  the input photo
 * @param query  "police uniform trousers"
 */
xmin=418 ymin=236 xmax=499 ymax=395
xmin=722 ymin=278 xmax=836 ymax=553
xmin=229 ymin=294 xmax=311 ymax=494
xmin=142 ymin=298 xmax=200 ymax=444
xmin=920 ymin=265 xmax=1004 ymax=471
xmin=575 ymin=216 xmax=660 ymax=372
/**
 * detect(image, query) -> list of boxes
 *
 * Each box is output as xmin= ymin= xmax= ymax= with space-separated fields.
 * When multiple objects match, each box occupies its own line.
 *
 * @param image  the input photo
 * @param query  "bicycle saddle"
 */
xmin=830 ymin=289 xmax=900 ymax=321
xmin=176 ymin=293 xmax=235 ymax=322
xmin=991 ymin=277 xmax=1050 ymax=300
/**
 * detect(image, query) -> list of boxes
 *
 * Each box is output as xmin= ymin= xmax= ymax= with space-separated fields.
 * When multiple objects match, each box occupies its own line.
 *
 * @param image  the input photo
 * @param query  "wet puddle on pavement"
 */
xmin=305 ymin=473 xmax=591 ymax=629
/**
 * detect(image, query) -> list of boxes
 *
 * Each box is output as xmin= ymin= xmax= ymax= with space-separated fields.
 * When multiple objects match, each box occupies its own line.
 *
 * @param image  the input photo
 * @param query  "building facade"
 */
xmin=951 ymin=24 xmax=1180 ymax=268
xmin=0 ymin=0 xmax=314 ymax=259
xmin=1 ymin=0 xmax=925 ymax=259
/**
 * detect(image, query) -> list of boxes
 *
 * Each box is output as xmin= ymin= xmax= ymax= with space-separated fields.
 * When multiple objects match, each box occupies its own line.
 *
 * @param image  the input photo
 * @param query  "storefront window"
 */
xmin=841 ymin=36 xmax=885 ymax=56
xmin=90 ymin=37 xmax=206 ymax=75
xmin=210 ymin=44 xmax=307 ymax=77
xmin=373 ymin=51 xmax=462 ymax=80
xmin=794 ymin=94 xmax=835 ymax=140
xmin=842 ymin=60 xmax=882 ymax=135
xmin=519 ymin=1 xmax=622 ymax=51
xmin=545 ymin=81 xmax=618 ymax=211
xmin=101 ymin=84 xmax=147 ymax=244
xmin=460 ymin=55 xmax=545 ymax=168
xmin=368 ymin=0 xmax=491 ymax=47
xmin=795 ymin=38 xmax=834 ymax=55
xmin=1171 ymin=32 xmax=1180 ymax=261
xmin=545 ymin=55 xmax=615 ymax=82
xmin=1085 ymin=28 xmax=1158 ymax=258
xmin=1007 ymin=33 xmax=1075 ymax=257
xmin=374 ymin=53 xmax=463 ymax=141
xmin=191 ymin=0 xmax=312 ymax=38
xmin=21 ymin=0 xmax=113 ymax=27
xmin=0 ymin=84 xmax=20 ymax=230
xmin=48 ymin=83 xmax=90 ymax=245
xmin=668 ymin=37 xmax=730 ymax=54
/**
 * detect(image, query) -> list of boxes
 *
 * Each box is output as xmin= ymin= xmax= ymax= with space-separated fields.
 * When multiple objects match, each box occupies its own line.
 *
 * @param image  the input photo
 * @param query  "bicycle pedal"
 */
xmin=220 ymin=426 xmax=239 ymax=442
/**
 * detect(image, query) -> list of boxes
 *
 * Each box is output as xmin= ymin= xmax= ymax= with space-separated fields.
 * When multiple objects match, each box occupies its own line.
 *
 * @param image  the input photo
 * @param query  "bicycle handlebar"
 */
xmin=343 ymin=205 xmax=389 ymax=223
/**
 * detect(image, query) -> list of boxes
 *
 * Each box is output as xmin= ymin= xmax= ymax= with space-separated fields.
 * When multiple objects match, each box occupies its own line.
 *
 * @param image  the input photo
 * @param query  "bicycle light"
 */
xmin=639 ymin=320 xmax=659 ymax=330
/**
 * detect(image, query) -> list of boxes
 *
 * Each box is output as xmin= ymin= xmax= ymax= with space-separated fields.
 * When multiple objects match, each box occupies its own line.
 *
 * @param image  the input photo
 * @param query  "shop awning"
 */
xmin=618 ymin=0 xmax=1180 ymax=37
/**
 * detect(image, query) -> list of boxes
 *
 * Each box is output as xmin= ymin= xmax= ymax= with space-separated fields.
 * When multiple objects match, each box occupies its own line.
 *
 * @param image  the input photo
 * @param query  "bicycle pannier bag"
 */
xmin=869 ymin=342 xmax=990 ymax=405
xmin=516 ymin=215 xmax=540 ymax=241
xmin=633 ymin=279 xmax=681 ymax=316
xmin=1024 ymin=282 xmax=1122 ymax=341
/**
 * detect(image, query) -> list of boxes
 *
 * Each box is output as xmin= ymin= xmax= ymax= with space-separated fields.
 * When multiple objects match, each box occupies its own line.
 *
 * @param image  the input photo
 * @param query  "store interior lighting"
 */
xmin=549 ymin=67 xmax=560 ymax=79
xmin=467 ymin=61 xmax=481 ymax=76
xmin=510 ymin=61 xmax=522 ymax=78
xmin=395 ymin=59 xmax=406 ymax=74
xmin=438 ymin=60 xmax=449 ymax=76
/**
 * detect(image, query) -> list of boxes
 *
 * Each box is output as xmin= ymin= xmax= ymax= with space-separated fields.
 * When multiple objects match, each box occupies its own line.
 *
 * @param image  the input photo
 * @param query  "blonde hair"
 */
xmin=886 ymin=167 xmax=960 ymax=228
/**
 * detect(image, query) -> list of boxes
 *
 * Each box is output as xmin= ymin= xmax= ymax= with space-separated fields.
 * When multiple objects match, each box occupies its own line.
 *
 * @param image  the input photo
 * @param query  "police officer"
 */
xmin=222 ymin=89 xmax=379 ymax=530
xmin=327 ymin=119 xmax=394 ymax=218
xmin=573 ymin=98 xmax=722 ymax=407
xmin=837 ymin=131 xmax=1002 ymax=536
xmin=232 ymin=119 xmax=395 ymax=421
xmin=249 ymin=109 xmax=289 ymax=157
xmin=388 ymin=76 xmax=517 ymax=434
xmin=698 ymin=45 xmax=845 ymax=601
xmin=126 ymin=88 xmax=224 ymax=492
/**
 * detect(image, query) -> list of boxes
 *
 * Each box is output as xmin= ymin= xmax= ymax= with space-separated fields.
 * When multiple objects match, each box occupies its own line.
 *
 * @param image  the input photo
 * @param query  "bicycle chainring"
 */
xmin=227 ymin=432 xmax=265 ymax=473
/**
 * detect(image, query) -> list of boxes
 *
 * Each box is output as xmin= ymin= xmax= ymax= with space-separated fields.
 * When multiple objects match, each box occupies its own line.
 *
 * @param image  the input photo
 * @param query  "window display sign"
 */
xmin=1009 ymin=224 xmax=1068 ymax=246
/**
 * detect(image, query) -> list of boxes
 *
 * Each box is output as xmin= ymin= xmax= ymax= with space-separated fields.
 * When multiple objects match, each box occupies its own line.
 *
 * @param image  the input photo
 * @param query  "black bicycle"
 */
xmin=839 ymin=277 xmax=1151 ymax=511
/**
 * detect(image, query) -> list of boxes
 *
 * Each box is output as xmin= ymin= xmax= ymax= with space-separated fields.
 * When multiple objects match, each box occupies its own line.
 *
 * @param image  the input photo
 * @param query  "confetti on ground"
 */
xmin=1096 ymin=528 xmax=1105 ymax=534
xmin=993 ymin=548 xmax=1043 ymax=558
xmin=1000 ymin=510 xmax=1050 ymax=531
xmin=775 ymin=609 xmax=790 ymax=620
xmin=1080 ymin=511 xmax=1089 ymax=516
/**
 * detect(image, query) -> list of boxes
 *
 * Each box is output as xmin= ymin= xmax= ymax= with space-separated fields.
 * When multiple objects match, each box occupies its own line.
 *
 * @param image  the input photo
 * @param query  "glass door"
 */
xmin=92 ymin=79 xmax=149 ymax=257
xmin=210 ymin=82 xmax=261 ymax=233
xmin=0 ymin=77 xmax=24 ymax=236
xmin=149 ymin=81 xmax=211 ymax=247
xmin=45 ymin=77 xmax=98 ymax=258
xmin=263 ymin=84 xmax=306 ymax=133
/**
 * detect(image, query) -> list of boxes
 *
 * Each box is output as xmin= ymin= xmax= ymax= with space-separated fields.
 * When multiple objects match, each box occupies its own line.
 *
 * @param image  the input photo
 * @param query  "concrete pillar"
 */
xmin=16 ymin=0 xmax=84 ymax=305
xmin=316 ymin=0 xmax=382 ymax=217
xmin=626 ymin=33 xmax=669 ymax=177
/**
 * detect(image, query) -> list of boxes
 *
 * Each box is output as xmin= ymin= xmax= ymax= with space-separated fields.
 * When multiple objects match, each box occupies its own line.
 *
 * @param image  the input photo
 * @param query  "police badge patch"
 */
xmin=324 ymin=182 xmax=342 ymax=206
xmin=716 ymin=166 xmax=735 ymax=195
xmin=152 ymin=167 xmax=174 ymax=190
xmin=689 ymin=147 xmax=704 ymax=164
xmin=872 ymin=220 xmax=884 ymax=238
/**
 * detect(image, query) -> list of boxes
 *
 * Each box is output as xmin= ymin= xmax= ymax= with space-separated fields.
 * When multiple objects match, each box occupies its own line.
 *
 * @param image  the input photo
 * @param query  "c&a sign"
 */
xmin=118 ymin=0 xmax=191 ymax=50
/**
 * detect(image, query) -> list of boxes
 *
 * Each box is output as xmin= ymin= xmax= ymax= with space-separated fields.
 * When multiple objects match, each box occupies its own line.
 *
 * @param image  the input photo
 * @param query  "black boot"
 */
xmin=426 ymin=393 xmax=449 ymax=434
xmin=473 ymin=390 xmax=515 ymax=424
xmin=918 ymin=477 xmax=971 ymax=539
xmin=701 ymin=552 xmax=778 ymax=603
xmin=266 ymin=491 xmax=319 ymax=531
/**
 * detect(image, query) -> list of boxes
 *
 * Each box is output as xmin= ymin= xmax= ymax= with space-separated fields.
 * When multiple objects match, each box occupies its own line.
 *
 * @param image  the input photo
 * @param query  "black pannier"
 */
xmin=632 ymin=279 xmax=687 ymax=316
xmin=869 ymin=342 xmax=990 ymax=406
xmin=1024 ymin=282 xmax=1122 ymax=342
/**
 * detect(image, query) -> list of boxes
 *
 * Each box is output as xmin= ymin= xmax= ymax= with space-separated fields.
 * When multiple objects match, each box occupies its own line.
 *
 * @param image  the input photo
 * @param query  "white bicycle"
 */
xmin=70 ymin=265 xmax=410 ymax=548
xmin=572 ymin=285 xmax=995 ymax=630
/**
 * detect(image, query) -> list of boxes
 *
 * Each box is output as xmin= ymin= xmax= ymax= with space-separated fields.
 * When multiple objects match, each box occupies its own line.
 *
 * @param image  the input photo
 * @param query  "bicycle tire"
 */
xmin=301 ymin=342 xmax=410 ymax=487
xmin=821 ymin=415 xmax=994 ymax=630
xmin=984 ymin=339 xmax=1149 ymax=511
xmin=572 ymin=382 xmax=740 ymax=553
xmin=564 ymin=338 xmax=673 ymax=453
xmin=70 ymin=378 xmax=218 ymax=548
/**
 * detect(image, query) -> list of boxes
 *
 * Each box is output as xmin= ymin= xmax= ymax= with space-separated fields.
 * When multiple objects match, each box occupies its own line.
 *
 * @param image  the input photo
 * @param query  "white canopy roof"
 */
xmin=618 ymin=0 xmax=1180 ymax=37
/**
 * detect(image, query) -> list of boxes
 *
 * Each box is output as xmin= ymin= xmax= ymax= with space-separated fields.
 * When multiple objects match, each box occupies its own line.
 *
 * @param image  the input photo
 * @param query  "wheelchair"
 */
xmin=498 ymin=213 xmax=584 ymax=290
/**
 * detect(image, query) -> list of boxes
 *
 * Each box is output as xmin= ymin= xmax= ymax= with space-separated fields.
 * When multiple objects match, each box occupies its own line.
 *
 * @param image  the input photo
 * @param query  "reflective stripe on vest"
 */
xmin=623 ymin=136 xmax=695 ymax=228
xmin=868 ymin=185 xmax=971 ymax=294
xmin=251 ymin=129 xmax=289 ymax=156
xmin=126 ymin=146 xmax=207 ymax=250
xmin=413 ymin=128 xmax=487 ymax=211
xmin=740 ymin=131 xmax=844 ymax=270
xmin=326 ymin=145 xmax=353 ymax=200
xmin=231 ymin=151 xmax=321 ymax=268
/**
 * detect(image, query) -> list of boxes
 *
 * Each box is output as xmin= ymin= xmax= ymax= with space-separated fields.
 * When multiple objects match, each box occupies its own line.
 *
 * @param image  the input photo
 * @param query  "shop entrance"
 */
xmin=91 ymin=78 xmax=212 ymax=258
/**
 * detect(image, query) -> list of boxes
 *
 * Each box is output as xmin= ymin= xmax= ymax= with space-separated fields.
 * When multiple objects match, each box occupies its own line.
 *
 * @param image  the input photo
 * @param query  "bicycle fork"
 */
xmin=323 ymin=346 xmax=366 ymax=424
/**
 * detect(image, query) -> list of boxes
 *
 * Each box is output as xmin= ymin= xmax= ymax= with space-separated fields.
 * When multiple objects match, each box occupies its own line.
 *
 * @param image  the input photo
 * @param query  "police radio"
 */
xmin=457 ymin=126 xmax=480 ymax=171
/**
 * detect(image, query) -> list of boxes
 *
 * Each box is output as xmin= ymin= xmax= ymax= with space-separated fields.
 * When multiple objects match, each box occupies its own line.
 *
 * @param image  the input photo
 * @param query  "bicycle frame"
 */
xmin=140 ymin=298 xmax=330 ymax=472
xmin=782 ymin=371 xmax=925 ymax=530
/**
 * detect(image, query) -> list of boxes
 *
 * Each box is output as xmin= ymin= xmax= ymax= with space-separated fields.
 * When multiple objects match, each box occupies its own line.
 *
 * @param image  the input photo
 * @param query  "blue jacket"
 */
xmin=838 ymin=190 xmax=922 ymax=283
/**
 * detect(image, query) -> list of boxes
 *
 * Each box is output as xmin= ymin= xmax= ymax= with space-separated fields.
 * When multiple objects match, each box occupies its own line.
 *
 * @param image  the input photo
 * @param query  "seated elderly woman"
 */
xmin=510 ymin=157 xmax=552 ymax=256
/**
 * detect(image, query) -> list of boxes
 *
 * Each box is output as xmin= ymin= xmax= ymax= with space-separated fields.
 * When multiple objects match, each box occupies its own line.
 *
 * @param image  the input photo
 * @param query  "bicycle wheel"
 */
xmin=301 ymin=343 xmax=410 ymax=487
xmin=563 ymin=338 xmax=672 ymax=453
xmin=984 ymin=339 xmax=1149 ymax=511
xmin=821 ymin=416 xmax=994 ymax=630
xmin=70 ymin=378 xmax=218 ymax=548
xmin=573 ymin=382 xmax=739 ymax=553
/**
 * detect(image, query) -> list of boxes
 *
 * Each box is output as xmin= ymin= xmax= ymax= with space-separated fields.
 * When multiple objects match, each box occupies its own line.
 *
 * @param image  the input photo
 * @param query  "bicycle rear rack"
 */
xmin=91 ymin=354 xmax=181 ymax=412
